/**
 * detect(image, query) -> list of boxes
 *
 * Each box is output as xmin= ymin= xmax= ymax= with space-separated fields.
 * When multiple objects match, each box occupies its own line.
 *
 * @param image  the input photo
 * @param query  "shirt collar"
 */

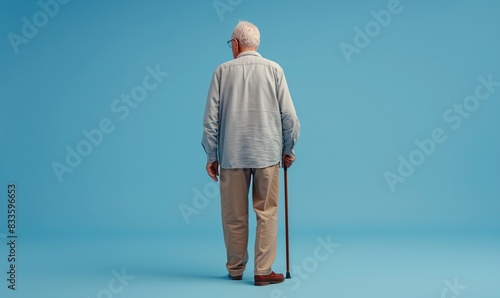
xmin=237 ymin=51 xmax=262 ymax=58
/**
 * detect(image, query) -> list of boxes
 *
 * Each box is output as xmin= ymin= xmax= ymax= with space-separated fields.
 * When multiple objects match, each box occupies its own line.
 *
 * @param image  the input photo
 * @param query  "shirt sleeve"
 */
xmin=201 ymin=70 xmax=220 ymax=163
xmin=276 ymin=70 xmax=300 ymax=156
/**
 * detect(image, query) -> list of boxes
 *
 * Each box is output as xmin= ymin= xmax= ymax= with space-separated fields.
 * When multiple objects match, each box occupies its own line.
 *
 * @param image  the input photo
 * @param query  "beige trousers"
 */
xmin=220 ymin=164 xmax=280 ymax=276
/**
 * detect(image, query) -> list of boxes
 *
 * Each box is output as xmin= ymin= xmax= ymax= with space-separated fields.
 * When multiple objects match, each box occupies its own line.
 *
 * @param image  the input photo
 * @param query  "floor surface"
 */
xmin=0 ymin=230 xmax=498 ymax=298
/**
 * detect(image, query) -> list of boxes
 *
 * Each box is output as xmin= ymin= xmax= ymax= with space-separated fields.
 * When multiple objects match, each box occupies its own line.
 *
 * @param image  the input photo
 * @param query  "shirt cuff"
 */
xmin=283 ymin=147 xmax=295 ymax=156
xmin=207 ymin=154 xmax=218 ymax=163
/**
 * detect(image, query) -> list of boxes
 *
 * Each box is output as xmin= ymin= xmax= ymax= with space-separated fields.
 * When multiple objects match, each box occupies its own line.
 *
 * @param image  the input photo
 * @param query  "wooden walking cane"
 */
xmin=284 ymin=165 xmax=291 ymax=279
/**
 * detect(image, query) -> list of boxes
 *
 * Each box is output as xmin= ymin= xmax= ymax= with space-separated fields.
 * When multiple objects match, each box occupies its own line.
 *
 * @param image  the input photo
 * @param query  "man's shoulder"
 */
xmin=257 ymin=56 xmax=283 ymax=71
xmin=215 ymin=53 xmax=284 ymax=73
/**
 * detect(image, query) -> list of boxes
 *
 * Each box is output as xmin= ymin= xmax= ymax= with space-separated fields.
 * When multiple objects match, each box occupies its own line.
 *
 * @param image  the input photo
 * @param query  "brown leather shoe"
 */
xmin=254 ymin=271 xmax=285 ymax=286
xmin=228 ymin=274 xmax=243 ymax=280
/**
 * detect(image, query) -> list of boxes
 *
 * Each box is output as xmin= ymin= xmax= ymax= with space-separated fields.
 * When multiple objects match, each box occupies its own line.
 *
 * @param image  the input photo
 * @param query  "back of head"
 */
xmin=232 ymin=21 xmax=260 ymax=50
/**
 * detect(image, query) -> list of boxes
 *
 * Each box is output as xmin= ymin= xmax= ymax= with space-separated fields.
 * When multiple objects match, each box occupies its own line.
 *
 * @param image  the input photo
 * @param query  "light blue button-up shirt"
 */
xmin=202 ymin=51 xmax=300 ymax=169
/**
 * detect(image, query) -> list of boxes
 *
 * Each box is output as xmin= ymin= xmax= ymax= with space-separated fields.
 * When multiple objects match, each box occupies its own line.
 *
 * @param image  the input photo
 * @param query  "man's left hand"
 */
xmin=206 ymin=161 xmax=219 ymax=182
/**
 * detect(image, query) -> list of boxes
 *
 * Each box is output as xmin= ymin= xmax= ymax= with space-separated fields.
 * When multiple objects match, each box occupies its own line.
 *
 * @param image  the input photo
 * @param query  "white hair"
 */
xmin=232 ymin=21 xmax=260 ymax=49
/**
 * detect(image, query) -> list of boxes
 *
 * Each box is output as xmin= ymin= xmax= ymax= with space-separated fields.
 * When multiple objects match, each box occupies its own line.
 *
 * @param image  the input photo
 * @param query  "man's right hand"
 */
xmin=282 ymin=154 xmax=295 ymax=168
xmin=206 ymin=161 xmax=219 ymax=182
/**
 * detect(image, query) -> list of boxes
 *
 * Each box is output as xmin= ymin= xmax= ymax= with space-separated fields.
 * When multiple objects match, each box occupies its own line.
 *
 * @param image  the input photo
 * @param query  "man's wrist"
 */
xmin=283 ymin=149 xmax=294 ymax=156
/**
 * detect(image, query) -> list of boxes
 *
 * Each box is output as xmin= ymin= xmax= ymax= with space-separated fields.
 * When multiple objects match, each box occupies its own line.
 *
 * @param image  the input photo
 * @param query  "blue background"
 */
xmin=1 ymin=0 xmax=499 ymax=297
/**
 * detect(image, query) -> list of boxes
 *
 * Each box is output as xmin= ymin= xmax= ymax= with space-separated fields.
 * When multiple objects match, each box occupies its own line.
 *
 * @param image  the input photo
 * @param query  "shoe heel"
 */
xmin=254 ymin=281 xmax=270 ymax=286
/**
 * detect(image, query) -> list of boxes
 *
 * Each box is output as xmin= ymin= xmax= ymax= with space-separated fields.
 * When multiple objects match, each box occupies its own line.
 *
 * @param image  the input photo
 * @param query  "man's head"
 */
xmin=230 ymin=21 xmax=260 ymax=59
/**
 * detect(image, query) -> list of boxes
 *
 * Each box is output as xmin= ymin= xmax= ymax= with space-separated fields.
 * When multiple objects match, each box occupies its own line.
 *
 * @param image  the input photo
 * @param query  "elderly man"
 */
xmin=202 ymin=21 xmax=300 ymax=286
